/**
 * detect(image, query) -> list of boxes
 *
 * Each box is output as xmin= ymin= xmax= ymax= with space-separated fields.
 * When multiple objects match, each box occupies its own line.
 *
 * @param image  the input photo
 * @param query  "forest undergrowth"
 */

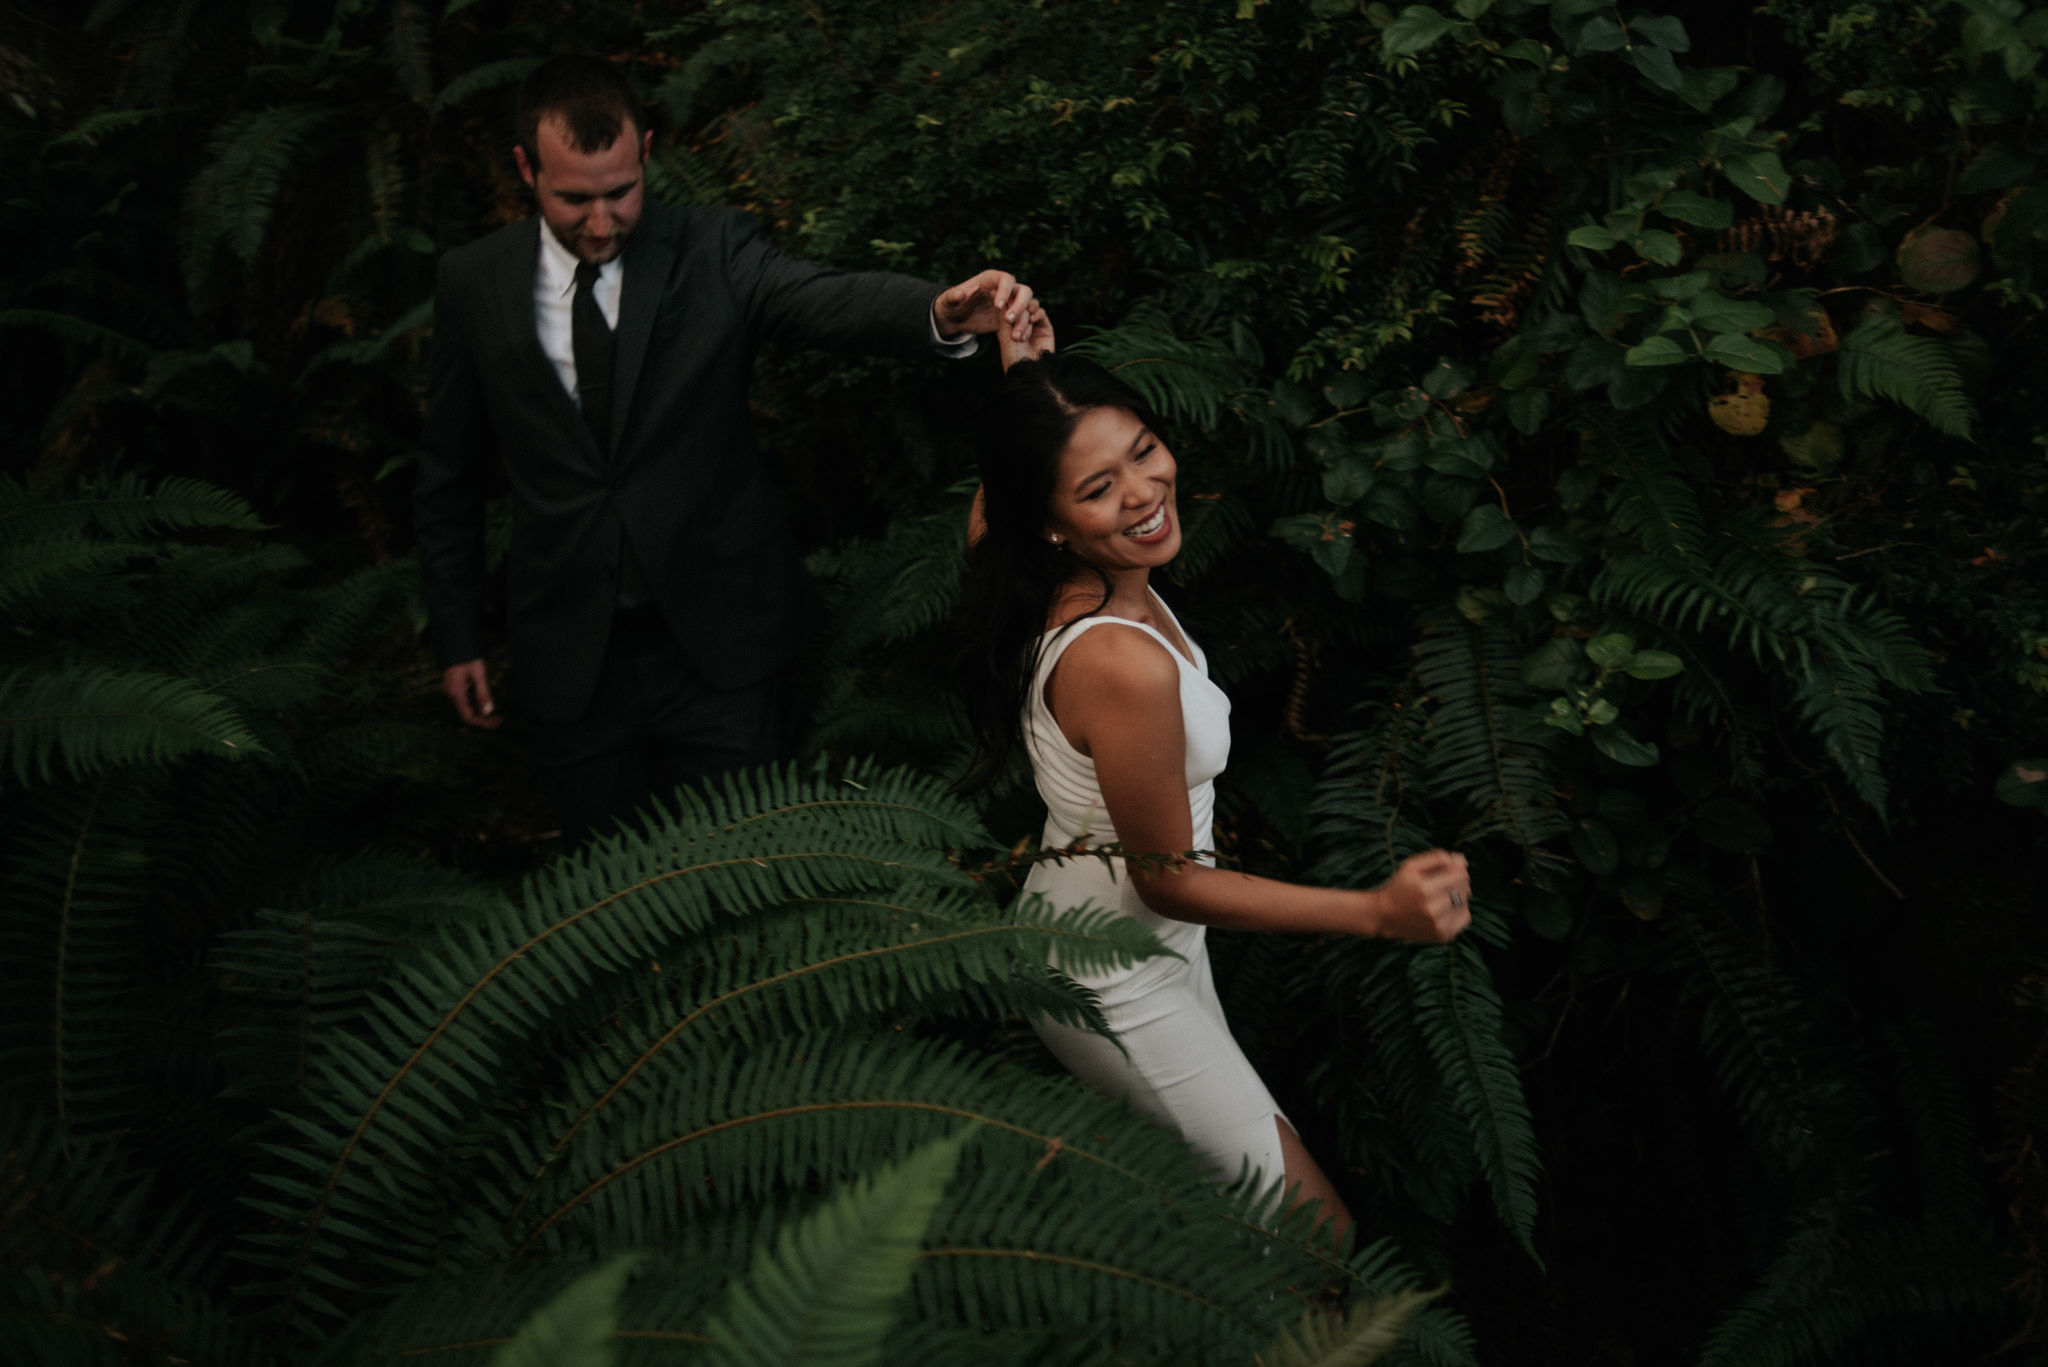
xmin=4 ymin=1 xmax=2048 ymax=1363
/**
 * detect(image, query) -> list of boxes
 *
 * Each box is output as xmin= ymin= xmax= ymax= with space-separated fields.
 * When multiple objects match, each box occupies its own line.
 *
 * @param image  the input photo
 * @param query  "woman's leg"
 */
xmin=1276 ymin=1117 xmax=1353 ymax=1237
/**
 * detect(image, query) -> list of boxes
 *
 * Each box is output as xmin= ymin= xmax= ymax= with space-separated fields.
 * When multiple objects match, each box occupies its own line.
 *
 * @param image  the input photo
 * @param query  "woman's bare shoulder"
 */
xmin=1055 ymin=621 xmax=1181 ymax=701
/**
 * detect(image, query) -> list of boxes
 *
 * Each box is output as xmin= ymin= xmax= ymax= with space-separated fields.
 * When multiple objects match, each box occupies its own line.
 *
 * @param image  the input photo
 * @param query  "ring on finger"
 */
xmin=1449 ymin=891 xmax=1464 ymax=908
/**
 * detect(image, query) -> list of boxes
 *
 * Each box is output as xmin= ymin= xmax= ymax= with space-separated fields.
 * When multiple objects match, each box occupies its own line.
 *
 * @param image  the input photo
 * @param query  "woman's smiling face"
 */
xmin=1043 ymin=405 xmax=1180 ymax=570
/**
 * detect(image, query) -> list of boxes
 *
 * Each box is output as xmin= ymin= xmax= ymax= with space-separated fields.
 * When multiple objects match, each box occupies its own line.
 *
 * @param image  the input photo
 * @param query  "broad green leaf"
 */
xmin=1693 ymin=797 xmax=1773 ymax=853
xmin=1528 ymin=525 xmax=1586 ymax=563
xmin=1324 ymin=369 xmax=1371 ymax=409
xmin=1322 ymin=457 xmax=1375 ymax=503
xmin=1632 ymin=229 xmax=1683 ymax=265
xmin=1608 ymin=361 xmax=1669 ymax=410
xmin=1567 ymin=225 xmax=1620 ymax=250
xmin=1627 ymin=43 xmax=1683 ymax=92
xmin=1457 ymin=503 xmax=1520 ymax=553
xmin=1657 ymin=191 xmax=1733 ymax=230
xmin=1723 ymin=150 xmax=1789 ymax=205
xmin=1703 ymin=332 xmax=1788 ymax=373
xmin=1454 ymin=0 xmax=1490 ymax=18
xmin=1504 ymin=565 xmax=1546 ymax=605
xmin=1366 ymin=483 xmax=1421 ymax=530
xmin=1574 ymin=14 xmax=1627 ymax=53
xmin=1621 ymin=869 xmax=1666 ymax=919
xmin=1625 ymin=649 xmax=1684 ymax=680
xmin=1624 ymin=335 xmax=1690 ymax=366
xmin=1508 ymin=387 xmax=1551 ymax=435
xmin=1592 ymin=726 xmax=1660 ymax=767
xmin=1957 ymin=144 xmax=2037 ymax=195
xmin=1455 ymin=583 xmax=1513 ymax=623
xmin=1585 ymin=697 xmax=1620 ymax=726
xmin=1503 ymin=37 xmax=1550 ymax=65
xmin=1569 ymin=818 xmax=1619 ymax=874
xmin=1629 ymin=14 xmax=1690 ymax=50
xmin=1676 ymin=66 xmax=1741 ymax=113
xmin=1688 ymin=291 xmax=1776 ymax=334
xmin=1382 ymin=5 xmax=1458 ymax=59
xmin=1520 ymin=636 xmax=1584 ymax=690
xmin=1586 ymin=633 xmax=1636 ymax=669
xmin=1653 ymin=269 xmax=1714 ymax=299
xmin=1421 ymin=356 xmax=1476 ymax=399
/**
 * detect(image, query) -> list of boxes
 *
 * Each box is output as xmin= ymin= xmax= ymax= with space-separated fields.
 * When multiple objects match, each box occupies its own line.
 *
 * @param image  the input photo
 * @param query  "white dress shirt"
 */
xmin=531 ymin=223 xmax=976 ymax=409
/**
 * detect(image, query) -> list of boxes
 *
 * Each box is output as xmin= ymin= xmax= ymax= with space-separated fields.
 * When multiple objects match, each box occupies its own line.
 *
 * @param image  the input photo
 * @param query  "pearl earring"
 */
xmin=1048 ymin=534 xmax=1062 ymax=545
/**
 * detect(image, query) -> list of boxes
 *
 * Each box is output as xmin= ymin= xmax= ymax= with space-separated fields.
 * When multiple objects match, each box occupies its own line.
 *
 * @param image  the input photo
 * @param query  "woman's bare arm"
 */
xmin=1048 ymin=625 xmax=1469 ymax=942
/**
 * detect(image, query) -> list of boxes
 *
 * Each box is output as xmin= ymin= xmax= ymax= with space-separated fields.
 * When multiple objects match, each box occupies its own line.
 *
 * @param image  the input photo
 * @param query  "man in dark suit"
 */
xmin=415 ymin=56 xmax=1035 ymax=844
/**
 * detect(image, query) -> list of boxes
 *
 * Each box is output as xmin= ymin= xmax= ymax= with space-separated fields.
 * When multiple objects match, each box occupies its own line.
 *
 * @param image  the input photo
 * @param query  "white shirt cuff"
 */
xmin=929 ymin=305 xmax=980 ymax=359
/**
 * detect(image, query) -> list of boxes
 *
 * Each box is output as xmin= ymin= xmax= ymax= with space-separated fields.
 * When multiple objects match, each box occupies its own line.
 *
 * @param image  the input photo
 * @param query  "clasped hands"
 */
xmin=933 ymin=270 xmax=1049 ymax=353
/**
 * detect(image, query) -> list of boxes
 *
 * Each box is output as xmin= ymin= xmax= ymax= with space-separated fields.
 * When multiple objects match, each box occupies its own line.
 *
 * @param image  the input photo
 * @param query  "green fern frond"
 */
xmin=1408 ymin=942 xmax=1543 ymax=1263
xmin=433 ymin=57 xmax=545 ymax=113
xmin=1594 ymin=526 xmax=1936 ymax=814
xmin=1697 ymin=1214 xmax=2005 ymax=1367
xmin=0 ymin=667 xmax=263 ymax=790
xmin=489 ymin=1252 xmax=649 ymax=1367
xmin=1068 ymin=325 xmax=1292 ymax=470
xmin=1670 ymin=921 xmax=1830 ymax=1174
xmin=1413 ymin=610 xmax=1566 ymax=851
xmin=181 ymin=103 xmax=342 ymax=295
xmin=1835 ymin=313 xmax=1975 ymax=439
xmin=1254 ymin=1289 xmax=1436 ymax=1367
xmin=0 ymin=308 xmax=155 ymax=362
xmin=1307 ymin=697 xmax=1435 ymax=890
xmin=704 ymin=1131 xmax=967 ymax=1367
xmin=0 ymin=536 xmax=151 ymax=611
xmin=1584 ymin=407 xmax=1705 ymax=560
xmin=0 ymin=473 xmax=264 ymax=545
xmin=1880 ymin=1018 xmax=1991 ymax=1249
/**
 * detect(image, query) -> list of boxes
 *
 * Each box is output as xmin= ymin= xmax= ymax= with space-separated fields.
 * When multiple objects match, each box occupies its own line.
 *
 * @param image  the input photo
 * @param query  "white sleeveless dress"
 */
xmin=1022 ymin=595 xmax=1288 ymax=1190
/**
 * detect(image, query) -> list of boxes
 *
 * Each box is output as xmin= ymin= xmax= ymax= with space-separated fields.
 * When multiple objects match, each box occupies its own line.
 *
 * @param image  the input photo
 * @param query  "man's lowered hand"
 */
xmin=443 ymin=659 xmax=503 ymax=730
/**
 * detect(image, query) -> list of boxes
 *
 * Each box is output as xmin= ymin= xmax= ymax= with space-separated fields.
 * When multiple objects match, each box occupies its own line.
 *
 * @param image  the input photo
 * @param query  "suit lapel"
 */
xmin=499 ymin=218 xmax=602 ymax=468
xmin=608 ymin=208 xmax=677 ymax=464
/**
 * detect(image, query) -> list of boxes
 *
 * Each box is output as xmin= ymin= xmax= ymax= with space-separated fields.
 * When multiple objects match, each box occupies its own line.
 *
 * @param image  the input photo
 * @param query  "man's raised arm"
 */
xmin=731 ymin=214 xmax=1037 ymax=358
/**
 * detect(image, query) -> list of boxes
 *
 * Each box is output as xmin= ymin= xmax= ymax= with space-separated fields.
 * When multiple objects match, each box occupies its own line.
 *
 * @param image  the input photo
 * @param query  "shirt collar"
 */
xmin=536 ymin=222 xmax=624 ymax=297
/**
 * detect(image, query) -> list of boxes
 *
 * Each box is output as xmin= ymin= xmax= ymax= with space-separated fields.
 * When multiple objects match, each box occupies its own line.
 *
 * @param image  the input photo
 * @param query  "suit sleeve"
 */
xmin=413 ymin=255 xmax=493 ymax=669
xmin=730 ymin=214 xmax=954 ymax=360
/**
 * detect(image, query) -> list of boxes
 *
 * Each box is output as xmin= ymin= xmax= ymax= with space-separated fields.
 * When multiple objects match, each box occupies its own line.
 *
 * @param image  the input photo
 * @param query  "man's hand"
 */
xmin=935 ymin=270 xmax=1039 ymax=344
xmin=443 ymin=659 xmax=502 ymax=730
xmin=1373 ymin=850 xmax=1472 ymax=943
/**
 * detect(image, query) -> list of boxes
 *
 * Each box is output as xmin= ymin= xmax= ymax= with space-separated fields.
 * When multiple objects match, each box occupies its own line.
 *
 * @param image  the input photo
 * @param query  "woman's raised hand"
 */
xmin=1371 ymin=850 xmax=1472 ymax=943
xmin=999 ymin=305 xmax=1055 ymax=372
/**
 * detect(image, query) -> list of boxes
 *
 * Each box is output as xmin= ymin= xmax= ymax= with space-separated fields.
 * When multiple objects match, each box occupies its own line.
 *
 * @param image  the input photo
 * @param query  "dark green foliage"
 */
xmin=5 ymin=0 xmax=2046 ymax=1362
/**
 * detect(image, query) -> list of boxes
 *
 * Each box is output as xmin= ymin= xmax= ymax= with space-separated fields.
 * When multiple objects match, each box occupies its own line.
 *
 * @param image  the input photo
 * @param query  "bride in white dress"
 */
xmin=956 ymin=319 xmax=1473 ymax=1233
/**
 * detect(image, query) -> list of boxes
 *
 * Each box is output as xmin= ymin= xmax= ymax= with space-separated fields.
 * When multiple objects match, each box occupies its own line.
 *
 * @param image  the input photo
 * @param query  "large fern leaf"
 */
xmin=1408 ymin=942 xmax=1543 ymax=1263
xmin=0 ymin=667 xmax=263 ymax=789
xmin=704 ymin=1131 xmax=967 ymax=1367
xmin=180 ymin=103 xmax=340 ymax=295
xmin=1835 ymin=311 xmax=1975 ymax=439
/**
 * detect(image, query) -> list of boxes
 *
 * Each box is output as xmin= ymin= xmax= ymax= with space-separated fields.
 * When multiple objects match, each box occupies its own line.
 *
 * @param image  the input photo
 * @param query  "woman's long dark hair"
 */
xmin=954 ymin=353 xmax=1163 ymax=792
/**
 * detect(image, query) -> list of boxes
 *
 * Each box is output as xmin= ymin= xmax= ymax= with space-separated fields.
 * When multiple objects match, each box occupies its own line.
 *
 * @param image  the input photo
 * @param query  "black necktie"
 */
xmin=572 ymin=260 xmax=614 ymax=450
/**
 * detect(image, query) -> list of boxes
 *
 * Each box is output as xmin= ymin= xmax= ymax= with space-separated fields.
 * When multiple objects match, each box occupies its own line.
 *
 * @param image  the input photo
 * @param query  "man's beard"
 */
xmin=548 ymin=215 xmax=636 ymax=265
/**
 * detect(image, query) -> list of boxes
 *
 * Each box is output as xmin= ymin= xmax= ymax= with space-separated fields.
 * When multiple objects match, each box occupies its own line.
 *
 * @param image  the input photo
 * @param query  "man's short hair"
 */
xmin=517 ymin=55 xmax=644 ymax=169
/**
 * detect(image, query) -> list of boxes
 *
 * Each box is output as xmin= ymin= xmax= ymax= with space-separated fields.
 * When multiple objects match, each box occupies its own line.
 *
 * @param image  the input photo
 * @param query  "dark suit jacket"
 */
xmin=414 ymin=203 xmax=944 ymax=722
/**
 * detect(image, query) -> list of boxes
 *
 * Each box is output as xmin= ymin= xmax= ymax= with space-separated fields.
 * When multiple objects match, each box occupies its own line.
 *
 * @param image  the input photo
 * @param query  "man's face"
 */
xmin=514 ymin=115 xmax=652 ymax=265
